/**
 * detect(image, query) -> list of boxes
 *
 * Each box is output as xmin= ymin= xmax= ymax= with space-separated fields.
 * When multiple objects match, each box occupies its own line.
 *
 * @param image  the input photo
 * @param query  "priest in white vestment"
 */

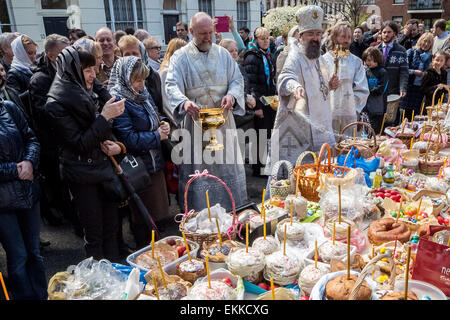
xmin=266 ymin=5 xmax=339 ymax=172
xmin=322 ymin=22 xmax=369 ymax=139
xmin=165 ymin=12 xmax=248 ymax=212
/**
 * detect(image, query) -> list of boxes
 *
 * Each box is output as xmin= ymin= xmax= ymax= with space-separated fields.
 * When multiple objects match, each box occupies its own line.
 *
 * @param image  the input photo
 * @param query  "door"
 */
xmin=43 ymin=16 xmax=69 ymax=37
xmin=163 ymin=14 xmax=179 ymax=45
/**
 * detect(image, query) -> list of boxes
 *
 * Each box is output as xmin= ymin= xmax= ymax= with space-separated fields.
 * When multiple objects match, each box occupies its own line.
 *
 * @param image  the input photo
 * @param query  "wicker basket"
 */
xmin=178 ymin=170 xmax=238 ymax=249
xmin=270 ymin=160 xmax=293 ymax=200
xmin=425 ymin=85 xmax=450 ymax=121
xmin=418 ymin=143 xmax=446 ymax=175
xmin=348 ymin=253 xmax=396 ymax=300
xmin=335 ymin=122 xmax=378 ymax=158
xmin=422 ymin=124 xmax=445 ymax=155
xmin=293 ymin=143 xmax=352 ymax=203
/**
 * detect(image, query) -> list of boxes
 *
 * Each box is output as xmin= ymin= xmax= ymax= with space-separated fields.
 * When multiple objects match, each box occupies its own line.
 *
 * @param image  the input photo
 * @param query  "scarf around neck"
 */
xmin=248 ymin=39 xmax=271 ymax=86
xmin=10 ymin=35 xmax=34 ymax=76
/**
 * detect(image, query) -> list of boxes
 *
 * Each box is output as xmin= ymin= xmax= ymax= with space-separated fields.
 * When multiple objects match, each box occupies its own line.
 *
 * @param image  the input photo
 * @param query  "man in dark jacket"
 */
xmin=376 ymin=21 xmax=408 ymax=125
xmin=398 ymin=19 xmax=420 ymax=51
xmin=362 ymin=15 xmax=382 ymax=47
xmin=29 ymin=34 xmax=73 ymax=229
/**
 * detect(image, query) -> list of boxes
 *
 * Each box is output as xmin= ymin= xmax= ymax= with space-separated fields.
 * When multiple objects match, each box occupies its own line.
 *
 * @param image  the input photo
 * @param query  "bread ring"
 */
xmin=368 ymin=218 xmax=411 ymax=246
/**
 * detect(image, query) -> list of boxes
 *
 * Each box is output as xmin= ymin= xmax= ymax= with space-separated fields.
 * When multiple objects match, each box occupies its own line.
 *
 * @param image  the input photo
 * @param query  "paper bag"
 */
xmin=412 ymin=225 xmax=450 ymax=297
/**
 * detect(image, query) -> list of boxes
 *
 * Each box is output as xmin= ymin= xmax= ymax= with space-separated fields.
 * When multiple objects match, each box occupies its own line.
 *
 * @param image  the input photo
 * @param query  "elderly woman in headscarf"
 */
xmin=45 ymin=46 xmax=126 ymax=261
xmin=6 ymin=35 xmax=37 ymax=94
xmin=115 ymin=35 xmax=164 ymax=116
xmin=109 ymin=56 xmax=170 ymax=247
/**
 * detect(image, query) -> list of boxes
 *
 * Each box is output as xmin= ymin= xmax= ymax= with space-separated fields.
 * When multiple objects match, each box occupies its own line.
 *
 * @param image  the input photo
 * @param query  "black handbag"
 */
xmin=101 ymin=154 xmax=152 ymax=202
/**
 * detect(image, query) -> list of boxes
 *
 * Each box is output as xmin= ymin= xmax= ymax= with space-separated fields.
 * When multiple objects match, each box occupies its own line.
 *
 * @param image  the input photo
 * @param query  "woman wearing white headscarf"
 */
xmin=6 ymin=35 xmax=37 ymax=94
xmin=110 ymin=56 xmax=170 ymax=246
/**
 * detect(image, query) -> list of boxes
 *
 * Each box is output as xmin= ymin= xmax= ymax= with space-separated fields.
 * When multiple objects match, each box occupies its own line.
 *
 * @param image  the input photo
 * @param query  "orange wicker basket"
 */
xmin=293 ymin=143 xmax=353 ymax=202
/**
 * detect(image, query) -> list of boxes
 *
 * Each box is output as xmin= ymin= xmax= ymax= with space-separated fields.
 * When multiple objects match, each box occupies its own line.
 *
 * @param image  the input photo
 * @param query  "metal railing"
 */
xmin=408 ymin=0 xmax=442 ymax=10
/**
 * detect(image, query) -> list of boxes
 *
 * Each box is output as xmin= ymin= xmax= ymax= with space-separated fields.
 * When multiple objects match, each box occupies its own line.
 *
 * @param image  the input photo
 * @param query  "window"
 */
xmin=104 ymin=0 xmax=144 ymax=32
xmin=164 ymin=0 xmax=177 ymax=10
xmin=393 ymin=0 xmax=404 ymax=4
xmin=0 ymin=0 xmax=13 ymax=33
xmin=392 ymin=16 xmax=403 ymax=25
xmin=198 ymin=0 xmax=213 ymax=17
xmin=41 ymin=0 xmax=68 ymax=9
xmin=237 ymin=0 xmax=249 ymax=30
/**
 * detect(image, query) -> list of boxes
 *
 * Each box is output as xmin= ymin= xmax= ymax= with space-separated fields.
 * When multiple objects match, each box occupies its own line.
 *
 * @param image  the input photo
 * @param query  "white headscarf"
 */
xmin=10 ymin=35 xmax=33 ymax=76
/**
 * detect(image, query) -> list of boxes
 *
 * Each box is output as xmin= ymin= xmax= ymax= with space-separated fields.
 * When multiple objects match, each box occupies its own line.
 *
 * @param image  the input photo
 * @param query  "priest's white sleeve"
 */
xmin=165 ymin=50 xmax=189 ymax=125
xmin=353 ymin=57 xmax=370 ymax=114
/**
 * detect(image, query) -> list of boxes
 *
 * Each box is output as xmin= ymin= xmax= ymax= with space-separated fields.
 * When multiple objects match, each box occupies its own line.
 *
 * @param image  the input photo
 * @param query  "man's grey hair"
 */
xmin=0 ymin=32 xmax=20 ymax=49
xmin=134 ymin=29 xmax=150 ymax=41
xmin=44 ymin=34 xmax=70 ymax=53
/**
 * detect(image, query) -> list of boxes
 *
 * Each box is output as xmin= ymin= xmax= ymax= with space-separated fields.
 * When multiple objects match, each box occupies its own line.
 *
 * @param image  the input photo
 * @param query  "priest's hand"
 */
xmin=329 ymin=75 xmax=340 ymax=91
xmin=294 ymin=86 xmax=306 ymax=100
xmin=184 ymin=101 xmax=199 ymax=116
xmin=221 ymin=94 xmax=235 ymax=109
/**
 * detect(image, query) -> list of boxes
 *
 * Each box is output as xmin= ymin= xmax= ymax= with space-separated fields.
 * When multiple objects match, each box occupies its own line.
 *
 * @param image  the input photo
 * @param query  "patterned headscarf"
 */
xmin=73 ymin=38 xmax=94 ymax=53
xmin=108 ymin=56 xmax=150 ymax=105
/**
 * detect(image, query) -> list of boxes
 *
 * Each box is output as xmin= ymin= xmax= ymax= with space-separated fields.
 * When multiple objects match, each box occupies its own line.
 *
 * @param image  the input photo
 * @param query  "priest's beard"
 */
xmin=194 ymin=39 xmax=212 ymax=52
xmin=304 ymin=40 xmax=321 ymax=60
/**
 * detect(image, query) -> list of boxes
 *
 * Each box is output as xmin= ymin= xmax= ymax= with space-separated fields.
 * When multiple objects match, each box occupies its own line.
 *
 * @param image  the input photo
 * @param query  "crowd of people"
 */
xmin=0 ymin=6 xmax=449 ymax=300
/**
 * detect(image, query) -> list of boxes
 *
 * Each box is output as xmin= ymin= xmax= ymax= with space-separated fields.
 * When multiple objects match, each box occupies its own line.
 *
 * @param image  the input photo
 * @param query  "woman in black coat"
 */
xmin=0 ymin=100 xmax=47 ymax=300
xmin=45 ymin=46 xmax=126 ymax=261
xmin=243 ymin=27 xmax=277 ymax=176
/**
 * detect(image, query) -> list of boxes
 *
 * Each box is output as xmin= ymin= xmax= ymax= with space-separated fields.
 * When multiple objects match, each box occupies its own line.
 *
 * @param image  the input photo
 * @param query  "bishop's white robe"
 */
xmin=266 ymin=43 xmax=336 ymax=173
xmin=322 ymin=52 xmax=369 ymax=139
xmin=165 ymin=42 xmax=248 ymax=212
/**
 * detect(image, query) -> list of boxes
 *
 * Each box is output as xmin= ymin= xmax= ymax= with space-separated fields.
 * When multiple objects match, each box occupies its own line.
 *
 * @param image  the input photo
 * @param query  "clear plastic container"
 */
xmin=394 ymin=279 xmax=448 ymax=300
xmin=126 ymin=236 xmax=199 ymax=275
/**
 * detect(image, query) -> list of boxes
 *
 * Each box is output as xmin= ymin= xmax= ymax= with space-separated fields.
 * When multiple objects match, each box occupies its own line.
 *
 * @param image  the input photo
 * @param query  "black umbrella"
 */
xmin=108 ymin=149 xmax=161 ymax=240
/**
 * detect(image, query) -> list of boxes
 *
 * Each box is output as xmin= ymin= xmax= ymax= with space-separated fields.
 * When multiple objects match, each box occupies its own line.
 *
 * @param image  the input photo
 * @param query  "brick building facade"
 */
xmin=364 ymin=0 xmax=449 ymax=30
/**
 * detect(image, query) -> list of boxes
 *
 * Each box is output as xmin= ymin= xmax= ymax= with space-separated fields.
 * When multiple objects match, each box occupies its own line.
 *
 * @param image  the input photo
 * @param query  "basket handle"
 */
xmin=183 ymin=170 xmax=238 ymax=238
xmin=296 ymin=151 xmax=318 ymax=167
xmin=316 ymin=143 xmax=332 ymax=172
xmin=338 ymin=121 xmax=377 ymax=150
xmin=348 ymin=252 xmax=396 ymax=300
xmin=431 ymin=84 xmax=450 ymax=107
xmin=271 ymin=160 xmax=293 ymax=181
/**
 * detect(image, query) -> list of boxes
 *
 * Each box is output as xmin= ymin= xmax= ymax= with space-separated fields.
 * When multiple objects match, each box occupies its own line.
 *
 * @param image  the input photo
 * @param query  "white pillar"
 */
xmin=284 ymin=0 xmax=288 ymax=6
xmin=270 ymin=0 xmax=274 ymax=8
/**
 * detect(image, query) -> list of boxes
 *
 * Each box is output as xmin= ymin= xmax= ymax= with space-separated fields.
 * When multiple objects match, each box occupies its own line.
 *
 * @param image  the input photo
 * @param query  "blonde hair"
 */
xmin=219 ymin=38 xmax=237 ymax=51
xmin=254 ymin=27 xmax=270 ymax=39
xmin=21 ymin=35 xmax=38 ymax=48
xmin=159 ymin=37 xmax=187 ymax=72
xmin=91 ymin=41 xmax=103 ymax=58
xmin=118 ymin=35 xmax=140 ymax=51
xmin=326 ymin=22 xmax=352 ymax=51
xmin=130 ymin=59 xmax=150 ymax=83
xmin=414 ymin=32 xmax=434 ymax=51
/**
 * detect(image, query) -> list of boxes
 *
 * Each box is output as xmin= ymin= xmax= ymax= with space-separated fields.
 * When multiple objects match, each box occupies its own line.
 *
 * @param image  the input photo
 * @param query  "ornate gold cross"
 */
xmin=331 ymin=44 xmax=350 ymax=76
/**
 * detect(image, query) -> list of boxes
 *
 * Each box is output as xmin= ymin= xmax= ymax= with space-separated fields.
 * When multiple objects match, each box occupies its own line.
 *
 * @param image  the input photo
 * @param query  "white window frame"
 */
xmin=198 ymin=0 xmax=214 ymax=17
xmin=105 ymin=0 xmax=144 ymax=32
xmin=0 ymin=0 xmax=15 ymax=34
xmin=236 ymin=0 xmax=250 ymax=30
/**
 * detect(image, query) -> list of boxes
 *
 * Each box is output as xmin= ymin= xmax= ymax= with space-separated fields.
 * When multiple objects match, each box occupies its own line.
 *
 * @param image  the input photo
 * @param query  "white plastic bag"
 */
xmin=124 ymin=267 xmax=144 ymax=300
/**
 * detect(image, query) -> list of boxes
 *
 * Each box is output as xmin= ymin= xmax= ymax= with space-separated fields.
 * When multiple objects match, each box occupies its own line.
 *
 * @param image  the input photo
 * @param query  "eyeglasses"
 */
xmin=149 ymin=46 xmax=161 ymax=50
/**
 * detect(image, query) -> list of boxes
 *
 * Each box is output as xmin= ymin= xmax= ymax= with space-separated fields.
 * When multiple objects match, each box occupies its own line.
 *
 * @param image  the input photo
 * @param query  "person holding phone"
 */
xmin=46 ymin=47 xmax=126 ymax=261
